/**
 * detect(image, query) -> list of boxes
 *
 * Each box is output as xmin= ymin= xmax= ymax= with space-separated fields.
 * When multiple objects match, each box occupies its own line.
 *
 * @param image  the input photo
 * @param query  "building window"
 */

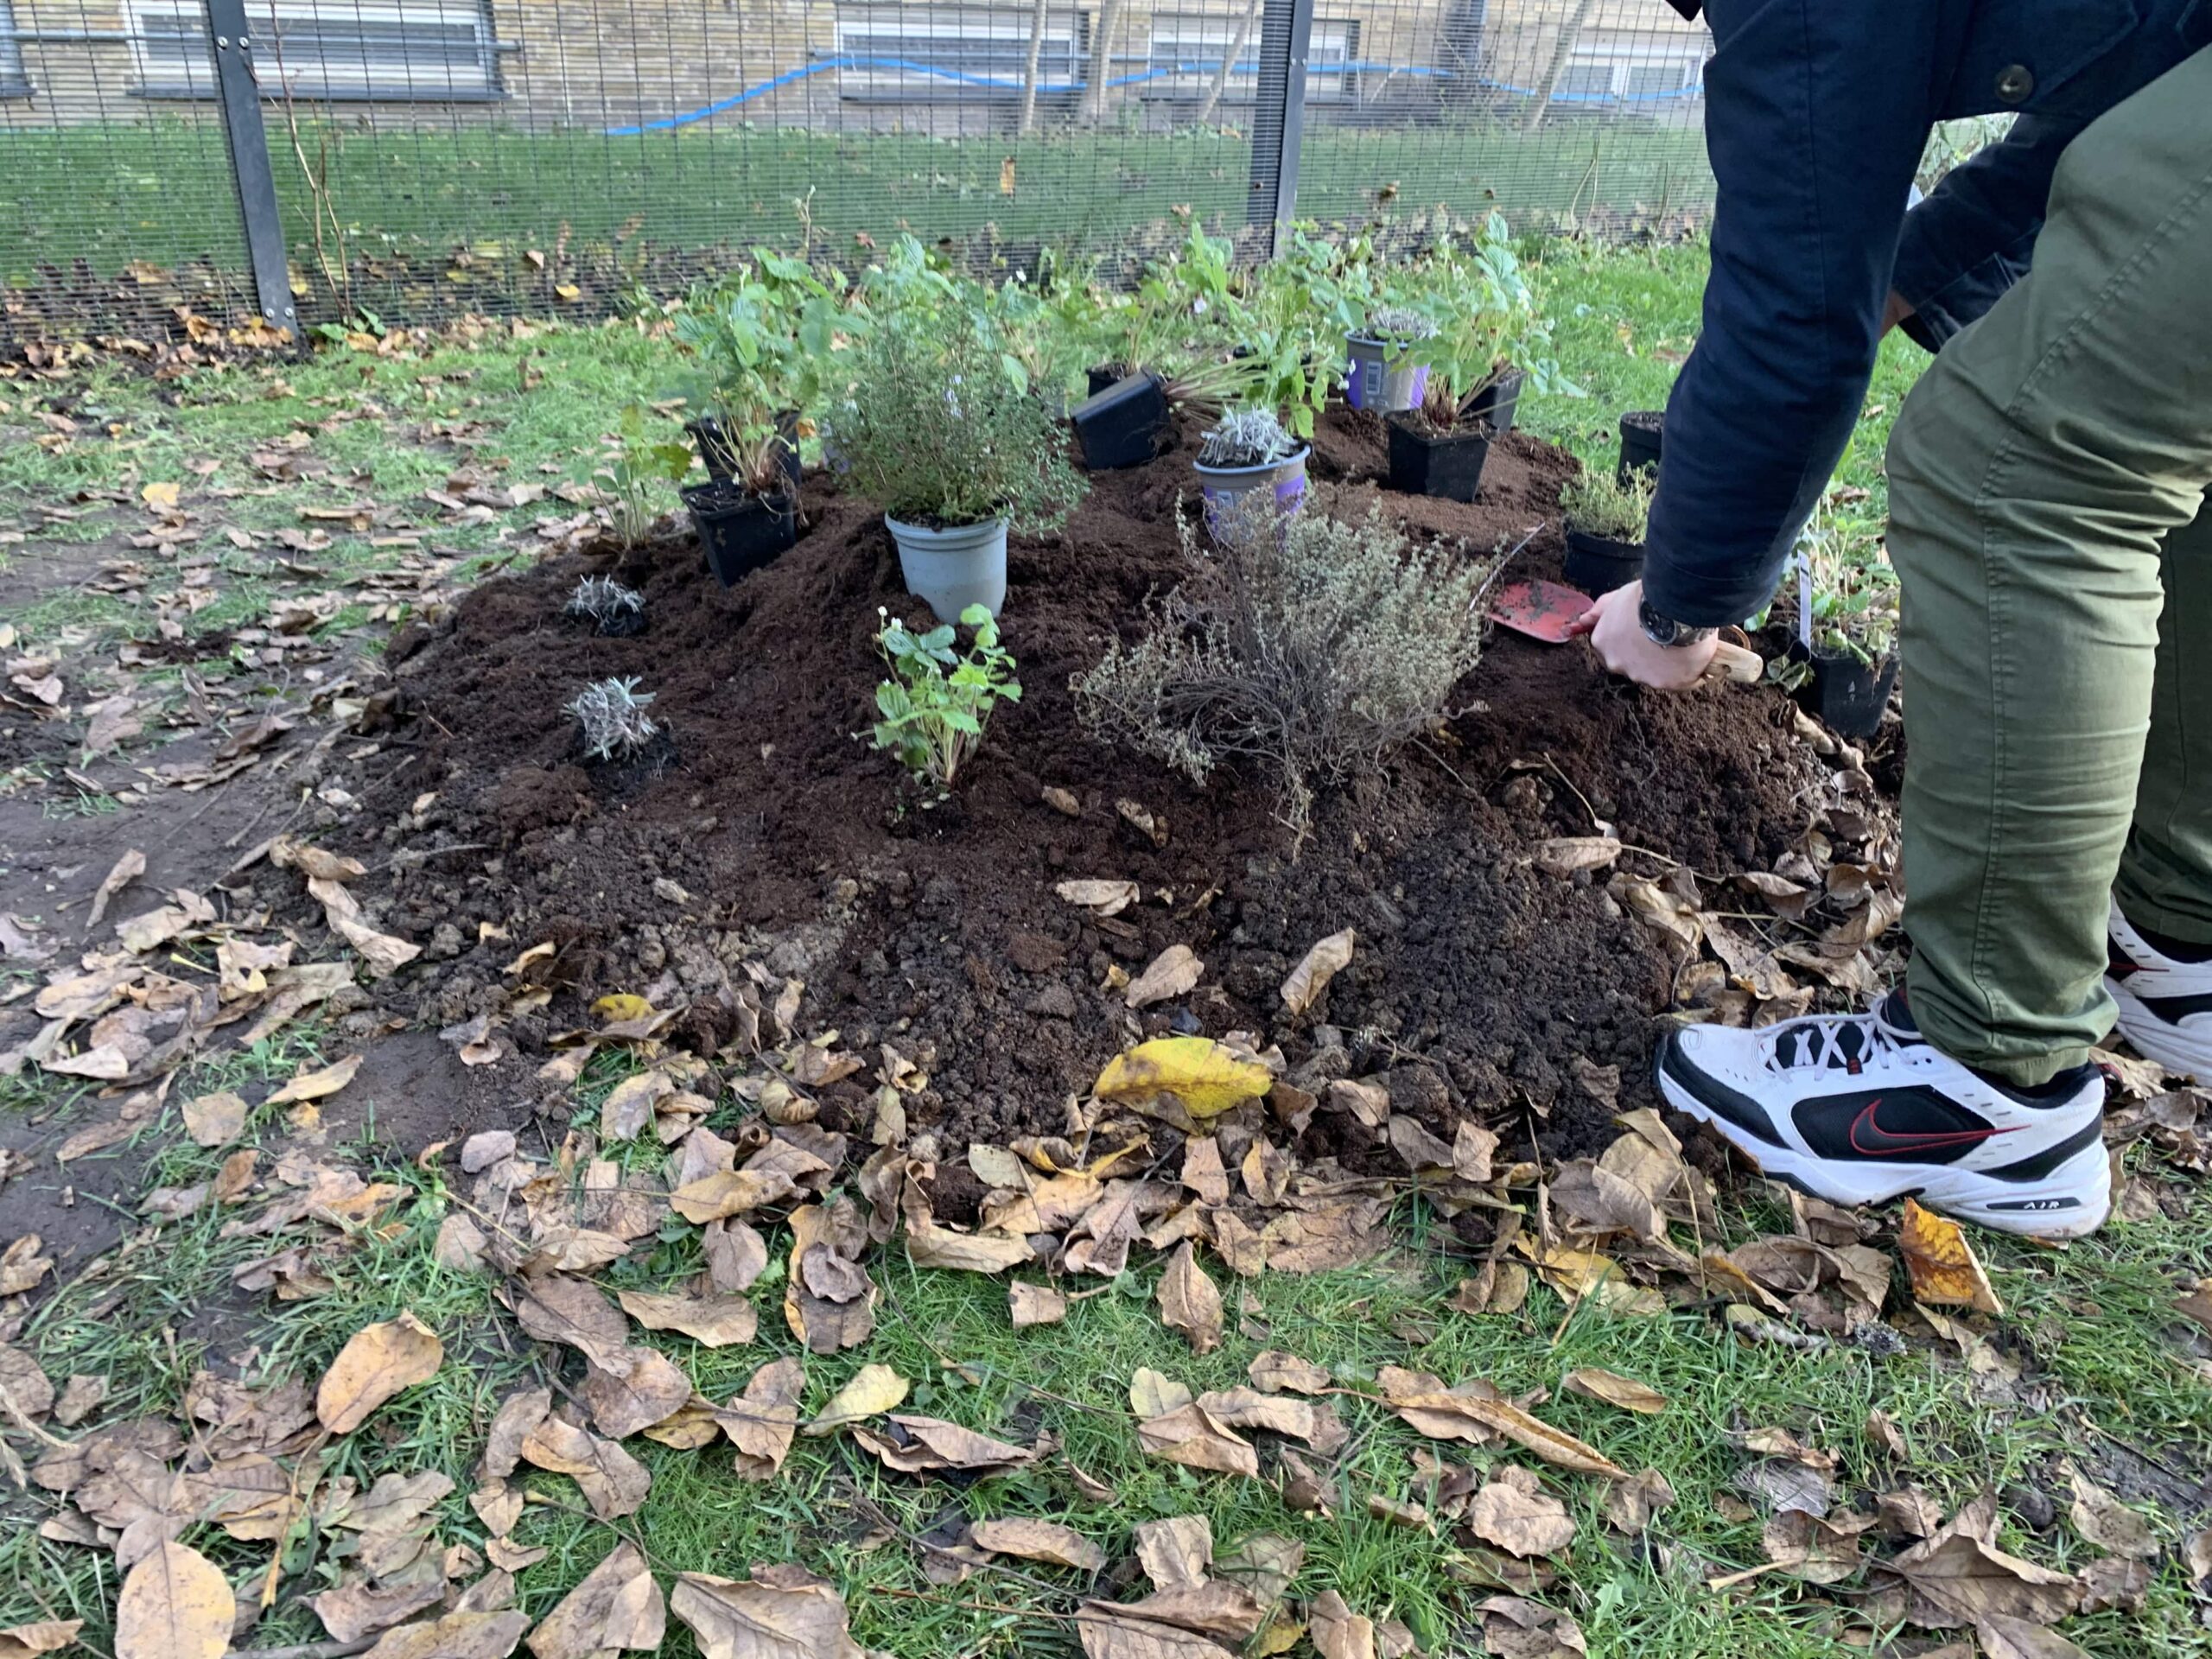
xmin=126 ymin=0 xmax=499 ymax=100
xmin=1553 ymin=41 xmax=1706 ymax=106
xmin=830 ymin=6 xmax=1088 ymax=101
xmin=1 ymin=0 xmax=29 ymax=97
xmin=1142 ymin=14 xmax=1357 ymax=102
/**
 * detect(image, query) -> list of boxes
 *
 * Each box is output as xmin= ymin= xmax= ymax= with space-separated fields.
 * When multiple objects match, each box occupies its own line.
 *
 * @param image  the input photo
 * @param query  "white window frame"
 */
xmin=124 ymin=0 xmax=500 ymax=100
xmin=830 ymin=6 xmax=1089 ymax=102
xmin=1553 ymin=38 xmax=1707 ymax=106
xmin=1 ymin=0 xmax=28 ymax=96
xmin=1141 ymin=13 xmax=1357 ymax=102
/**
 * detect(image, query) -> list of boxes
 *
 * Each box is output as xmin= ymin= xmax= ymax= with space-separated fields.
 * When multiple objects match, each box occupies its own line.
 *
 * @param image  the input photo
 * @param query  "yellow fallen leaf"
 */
xmin=802 ymin=1363 xmax=908 ymax=1435
xmin=115 ymin=1542 xmax=231 ymax=1659
xmin=1897 ymin=1197 xmax=2003 ymax=1314
xmin=265 ymin=1053 xmax=363 ymax=1106
xmin=140 ymin=480 xmax=181 ymax=511
xmin=1280 ymin=928 xmax=1355 ymax=1016
xmin=1095 ymin=1037 xmax=1271 ymax=1121
xmin=593 ymin=993 xmax=655 ymax=1024
xmin=1561 ymin=1368 xmax=1669 ymax=1415
xmin=316 ymin=1310 xmax=444 ymax=1433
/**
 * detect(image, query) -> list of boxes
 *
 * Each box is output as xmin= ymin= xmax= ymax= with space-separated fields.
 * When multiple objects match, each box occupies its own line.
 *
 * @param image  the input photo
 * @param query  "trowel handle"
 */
xmin=1704 ymin=640 xmax=1764 ymax=684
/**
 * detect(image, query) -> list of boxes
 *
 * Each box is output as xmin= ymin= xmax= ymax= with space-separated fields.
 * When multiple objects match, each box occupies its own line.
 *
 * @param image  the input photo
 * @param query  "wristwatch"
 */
xmin=1638 ymin=594 xmax=1716 ymax=649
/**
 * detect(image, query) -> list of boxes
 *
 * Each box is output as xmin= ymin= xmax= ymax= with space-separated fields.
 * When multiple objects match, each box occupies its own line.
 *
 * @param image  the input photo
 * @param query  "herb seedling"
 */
xmin=1559 ymin=467 xmax=1655 ymax=543
xmin=604 ymin=405 xmax=692 ymax=547
xmin=563 ymin=575 xmax=646 ymax=637
xmin=868 ymin=604 xmax=1021 ymax=795
xmin=1797 ymin=503 xmax=1899 ymax=664
xmin=569 ymin=677 xmax=661 ymax=762
xmin=1198 ymin=407 xmax=1300 ymax=470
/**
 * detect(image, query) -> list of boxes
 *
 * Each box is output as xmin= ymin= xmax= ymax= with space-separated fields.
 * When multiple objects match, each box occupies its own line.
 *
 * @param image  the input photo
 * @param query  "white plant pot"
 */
xmin=885 ymin=513 xmax=1008 ymax=620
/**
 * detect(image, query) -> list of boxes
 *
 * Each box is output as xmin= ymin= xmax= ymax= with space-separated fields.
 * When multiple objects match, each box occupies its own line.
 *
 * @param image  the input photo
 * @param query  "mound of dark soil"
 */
xmin=307 ymin=406 xmax=1827 ymax=1170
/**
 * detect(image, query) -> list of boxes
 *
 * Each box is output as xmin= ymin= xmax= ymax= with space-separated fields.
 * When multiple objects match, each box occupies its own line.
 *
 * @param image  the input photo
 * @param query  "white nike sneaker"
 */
xmin=1655 ymin=994 xmax=2110 ymax=1238
xmin=2106 ymin=898 xmax=2212 ymax=1081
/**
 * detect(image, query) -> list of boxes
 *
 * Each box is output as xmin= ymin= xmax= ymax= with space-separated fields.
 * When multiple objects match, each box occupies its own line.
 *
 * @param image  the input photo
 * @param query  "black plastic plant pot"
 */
xmin=1384 ymin=413 xmax=1491 ymax=502
xmin=1072 ymin=372 xmax=1170 ymax=471
xmin=1810 ymin=648 xmax=1899 ymax=738
xmin=685 ymin=417 xmax=734 ymax=485
xmin=1087 ymin=363 xmax=1130 ymax=397
xmin=1561 ymin=526 xmax=1643 ymax=596
xmin=1465 ymin=369 xmax=1526 ymax=434
xmin=1618 ymin=409 xmax=1664 ymax=481
xmin=683 ymin=480 xmax=796 ymax=588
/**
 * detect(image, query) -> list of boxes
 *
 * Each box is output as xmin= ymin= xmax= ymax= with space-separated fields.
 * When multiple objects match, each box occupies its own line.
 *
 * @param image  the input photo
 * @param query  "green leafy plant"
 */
xmin=1074 ymin=491 xmax=1503 ymax=845
xmin=1799 ymin=503 xmax=1899 ymax=664
xmin=569 ymin=677 xmax=660 ymax=762
xmin=832 ymin=310 xmax=1084 ymax=531
xmin=869 ymin=603 xmax=1021 ymax=794
xmin=1198 ymin=407 xmax=1299 ymax=469
xmin=1560 ymin=467 xmax=1654 ymax=543
xmin=604 ymin=405 xmax=690 ymax=547
xmin=674 ymin=255 xmax=842 ymax=495
xmin=1410 ymin=213 xmax=1577 ymax=430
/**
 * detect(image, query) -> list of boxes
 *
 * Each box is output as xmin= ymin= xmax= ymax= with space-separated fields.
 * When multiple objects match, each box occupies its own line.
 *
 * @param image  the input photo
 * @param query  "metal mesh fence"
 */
xmin=0 ymin=0 xmax=1713 ymax=340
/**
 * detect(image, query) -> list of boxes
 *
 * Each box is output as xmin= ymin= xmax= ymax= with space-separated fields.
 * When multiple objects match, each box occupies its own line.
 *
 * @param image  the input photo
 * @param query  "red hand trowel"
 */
xmin=1489 ymin=577 xmax=1763 ymax=684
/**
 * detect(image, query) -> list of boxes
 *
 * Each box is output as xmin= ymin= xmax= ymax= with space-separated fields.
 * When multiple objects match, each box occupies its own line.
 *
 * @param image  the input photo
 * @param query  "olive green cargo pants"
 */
xmin=1886 ymin=46 xmax=2212 ymax=1086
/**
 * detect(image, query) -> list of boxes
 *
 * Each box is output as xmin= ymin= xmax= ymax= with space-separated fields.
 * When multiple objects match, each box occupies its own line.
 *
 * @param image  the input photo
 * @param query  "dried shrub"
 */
xmin=1073 ymin=490 xmax=1503 ymax=843
xmin=569 ymin=677 xmax=660 ymax=762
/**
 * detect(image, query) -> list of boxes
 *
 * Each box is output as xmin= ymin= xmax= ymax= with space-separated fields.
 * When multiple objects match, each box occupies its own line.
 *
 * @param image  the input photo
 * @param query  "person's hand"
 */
xmin=1568 ymin=579 xmax=1719 ymax=691
xmin=1881 ymin=288 xmax=1916 ymax=338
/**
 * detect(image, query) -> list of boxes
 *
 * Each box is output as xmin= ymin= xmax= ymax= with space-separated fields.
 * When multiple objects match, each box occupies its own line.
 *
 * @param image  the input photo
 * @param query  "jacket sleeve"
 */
xmin=1894 ymin=116 xmax=2070 ymax=349
xmin=1640 ymin=0 xmax=1948 ymax=627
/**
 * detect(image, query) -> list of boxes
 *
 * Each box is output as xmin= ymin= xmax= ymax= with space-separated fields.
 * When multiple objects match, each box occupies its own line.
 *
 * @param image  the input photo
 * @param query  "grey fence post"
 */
xmin=1246 ymin=0 xmax=1315 ymax=257
xmin=201 ymin=0 xmax=296 ymax=334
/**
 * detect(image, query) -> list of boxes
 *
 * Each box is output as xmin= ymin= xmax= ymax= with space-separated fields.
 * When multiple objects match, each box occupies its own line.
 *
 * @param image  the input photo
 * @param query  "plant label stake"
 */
xmin=1489 ymin=578 xmax=1763 ymax=683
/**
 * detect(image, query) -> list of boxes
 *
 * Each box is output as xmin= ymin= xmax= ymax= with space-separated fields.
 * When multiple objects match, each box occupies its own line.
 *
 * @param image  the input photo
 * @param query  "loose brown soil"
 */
xmin=283 ymin=407 xmax=1827 ymax=1173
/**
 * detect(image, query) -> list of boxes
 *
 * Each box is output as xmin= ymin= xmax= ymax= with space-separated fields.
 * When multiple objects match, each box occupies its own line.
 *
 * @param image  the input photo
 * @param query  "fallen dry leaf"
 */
xmin=0 ymin=1622 xmax=82 ymax=1659
xmin=86 ymin=850 xmax=147 ymax=931
xmin=1560 ymin=1368 xmax=1668 ymax=1415
xmin=1533 ymin=836 xmax=1623 ymax=877
xmin=180 ymin=1091 xmax=248 ymax=1147
xmin=972 ymin=1517 xmax=1108 ymax=1571
xmin=1058 ymin=879 xmax=1140 ymax=918
xmin=266 ymin=1053 xmax=364 ymax=1107
xmin=317 ymin=1311 xmax=442 ymax=1434
xmin=854 ymin=1414 xmax=1037 ymax=1475
xmin=1879 ymin=1493 xmax=2082 ymax=1629
xmin=721 ymin=1356 xmax=805 ymax=1479
xmin=1898 ymin=1198 xmax=2003 ymax=1314
xmin=669 ymin=1566 xmax=859 ymax=1659
xmin=906 ymin=1221 xmax=1033 ymax=1274
xmin=1604 ymin=1468 xmax=1675 ymax=1535
xmin=1973 ymin=1615 xmax=2094 ymax=1659
xmin=1136 ymin=1402 xmax=1260 ymax=1478
xmin=1010 ymin=1282 xmax=1066 ymax=1327
xmin=115 ymin=1541 xmax=232 ymax=1659
xmin=1309 ymin=1591 xmax=1376 ymax=1659
xmin=615 ymin=1289 xmax=758 ymax=1348
xmin=804 ymin=1363 xmax=907 ymax=1435
xmin=1473 ymin=1596 xmax=1586 ymax=1657
xmin=1096 ymin=1038 xmax=1271 ymax=1121
xmin=524 ymin=1540 xmax=664 ymax=1659
xmin=1382 ymin=1376 xmax=1626 ymax=1478
xmin=1134 ymin=1516 xmax=1212 ymax=1592
xmin=1248 ymin=1352 xmax=1330 ymax=1395
xmin=1280 ymin=929 xmax=1355 ymax=1017
xmin=581 ymin=1344 xmax=693 ymax=1440
xmin=364 ymin=1611 xmax=531 ymax=1659
xmin=1466 ymin=1470 xmax=1576 ymax=1558
xmin=1073 ymin=1606 xmax=1236 ymax=1659
xmin=518 ymin=1414 xmax=651 ymax=1518
xmin=1127 ymin=944 xmax=1205 ymax=1010
xmin=2064 ymin=1465 xmax=2156 ymax=1560
xmin=1158 ymin=1243 xmax=1224 ymax=1355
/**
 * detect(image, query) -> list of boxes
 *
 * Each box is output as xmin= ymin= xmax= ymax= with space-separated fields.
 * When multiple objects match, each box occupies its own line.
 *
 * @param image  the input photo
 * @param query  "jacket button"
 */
xmin=1996 ymin=63 xmax=2035 ymax=103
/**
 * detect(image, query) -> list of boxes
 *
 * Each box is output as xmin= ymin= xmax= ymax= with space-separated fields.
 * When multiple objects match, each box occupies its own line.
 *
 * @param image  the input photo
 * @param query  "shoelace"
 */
xmin=1764 ymin=1014 xmax=1909 ymax=1076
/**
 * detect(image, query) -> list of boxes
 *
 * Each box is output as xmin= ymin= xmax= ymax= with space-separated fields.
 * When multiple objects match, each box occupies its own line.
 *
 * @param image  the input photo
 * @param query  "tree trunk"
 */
xmin=1521 ymin=0 xmax=1599 ymax=132
xmin=1017 ymin=0 xmax=1052 ymax=135
xmin=1194 ymin=0 xmax=1264 ymax=128
xmin=1082 ymin=0 xmax=1128 ymax=124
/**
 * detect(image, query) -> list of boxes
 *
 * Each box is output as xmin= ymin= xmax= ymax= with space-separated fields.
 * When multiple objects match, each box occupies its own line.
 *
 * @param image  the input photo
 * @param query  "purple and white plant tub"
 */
xmin=1195 ymin=445 xmax=1310 ymax=535
xmin=1344 ymin=334 xmax=1430 ymax=413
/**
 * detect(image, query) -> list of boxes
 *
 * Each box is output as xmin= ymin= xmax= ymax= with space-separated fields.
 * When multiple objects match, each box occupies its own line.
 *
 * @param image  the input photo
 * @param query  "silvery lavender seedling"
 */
xmin=1198 ymin=407 xmax=1299 ymax=469
xmin=569 ymin=677 xmax=660 ymax=761
xmin=563 ymin=575 xmax=646 ymax=636
xmin=1364 ymin=305 xmax=1438 ymax=343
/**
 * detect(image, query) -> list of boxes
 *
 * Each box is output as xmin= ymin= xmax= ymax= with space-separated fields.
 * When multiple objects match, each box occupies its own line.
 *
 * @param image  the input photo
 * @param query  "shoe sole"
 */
xmin=1653 ymin=1035 xmax=2112 ymax=1240
xmin=2108 ymin=974 xmax=2212 ymax=1081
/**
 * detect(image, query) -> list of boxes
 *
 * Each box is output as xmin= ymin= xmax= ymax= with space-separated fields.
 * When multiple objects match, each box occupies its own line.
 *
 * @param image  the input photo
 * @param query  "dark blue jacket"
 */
xmin=1643 ymin=1 xmax=2212 ymax=627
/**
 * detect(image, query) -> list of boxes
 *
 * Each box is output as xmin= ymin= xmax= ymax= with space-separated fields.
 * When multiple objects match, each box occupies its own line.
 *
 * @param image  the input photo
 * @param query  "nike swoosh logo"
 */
xmin=1847 ymin=1098 xmax=2012 ymax=1158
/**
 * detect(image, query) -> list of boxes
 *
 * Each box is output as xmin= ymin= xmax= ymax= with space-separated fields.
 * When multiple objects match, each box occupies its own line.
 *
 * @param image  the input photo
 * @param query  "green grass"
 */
xmin=0 ymin=118 xmax=1709 ymax=321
